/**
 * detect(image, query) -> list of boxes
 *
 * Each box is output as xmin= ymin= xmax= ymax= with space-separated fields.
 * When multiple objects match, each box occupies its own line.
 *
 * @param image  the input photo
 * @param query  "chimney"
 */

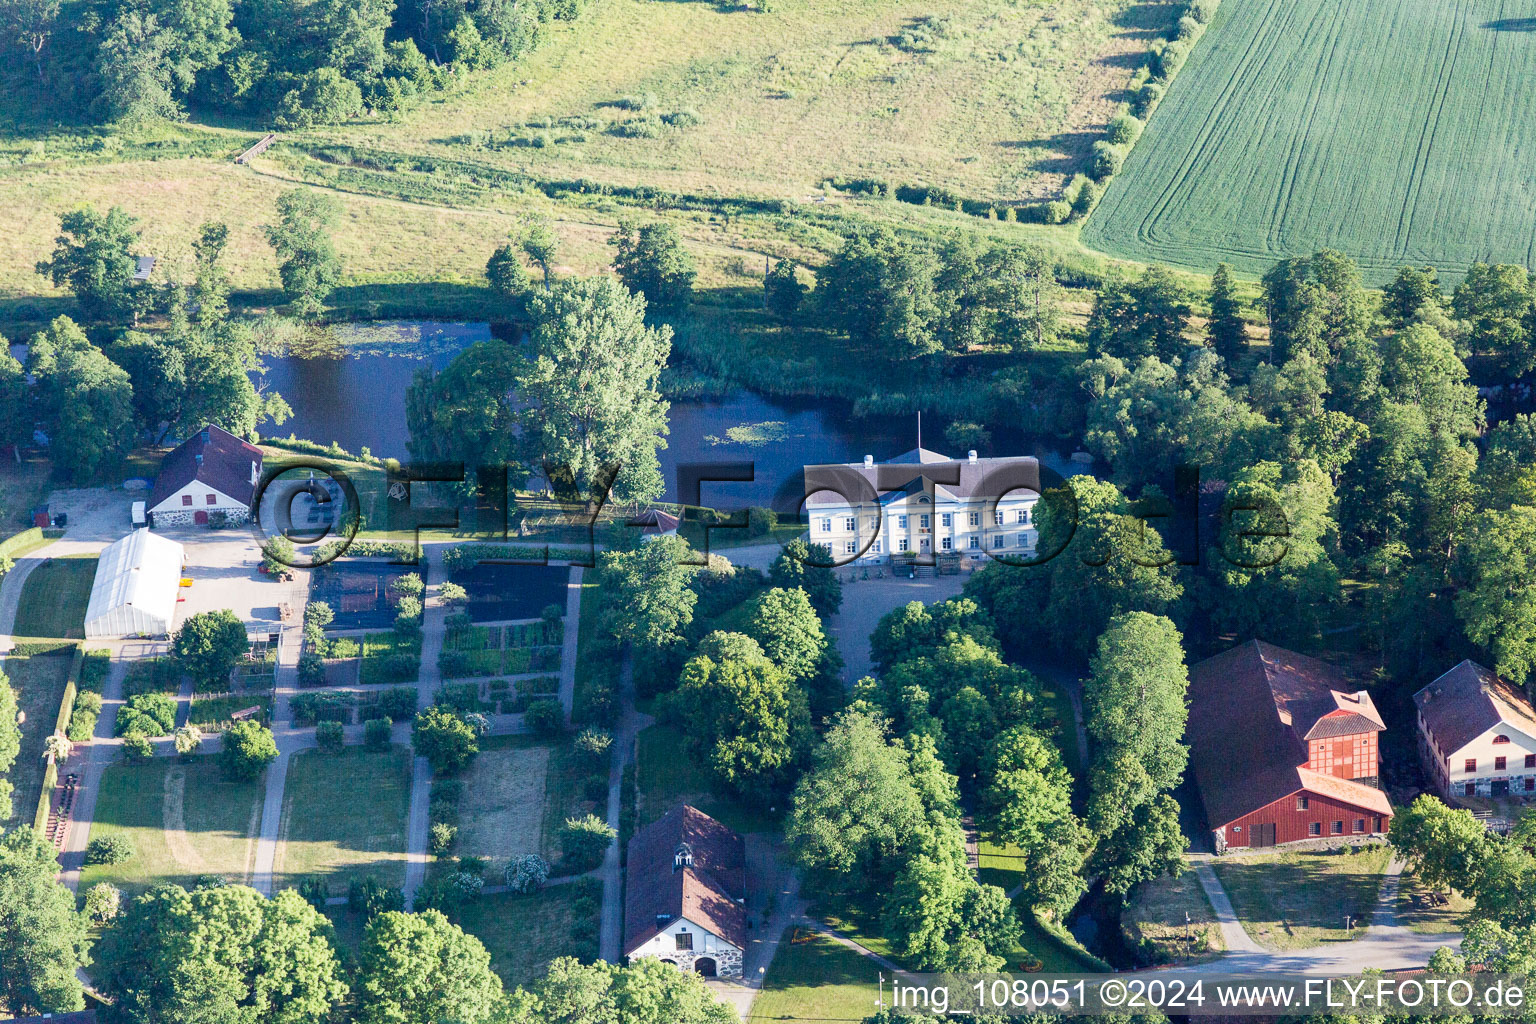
xmin=863 ymin=455 xmax=874 ymax=469
xmin=968 ymin=450 xmax=978 ymax=464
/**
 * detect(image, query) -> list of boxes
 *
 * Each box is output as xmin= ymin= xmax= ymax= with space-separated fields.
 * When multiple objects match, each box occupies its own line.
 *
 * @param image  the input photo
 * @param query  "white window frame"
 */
xmin=941 ymin=512 xmax=952 ymax=527
xmin=968 ymin=536 xmax=980 ymax=550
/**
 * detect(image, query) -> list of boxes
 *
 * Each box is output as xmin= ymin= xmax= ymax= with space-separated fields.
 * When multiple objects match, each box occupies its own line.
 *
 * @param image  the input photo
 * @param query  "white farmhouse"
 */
xmin=623 ymin=805 xmax=746 ymax=978
xmin=147 ymin=425 xmax=263 ymax=527
xmin=1415 ymin=660 xmax=1536 ymax=799
xmin=84 ymin=530 xmax=185 ymax=639
xmin=804 ymin=447 xmax=1043 ymax=563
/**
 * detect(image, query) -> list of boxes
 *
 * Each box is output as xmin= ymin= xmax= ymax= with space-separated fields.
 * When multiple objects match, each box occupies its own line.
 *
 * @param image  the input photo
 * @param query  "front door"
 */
xmin=920 ymin=538 xmax=930 ymax=553
xmin=194 ymin=510 xmax=209 ymax=524
xmin=1494 ymin=780 xmax=1511 ymax=796
xmin=1252 ymin=822 xmax=1276 ymax=848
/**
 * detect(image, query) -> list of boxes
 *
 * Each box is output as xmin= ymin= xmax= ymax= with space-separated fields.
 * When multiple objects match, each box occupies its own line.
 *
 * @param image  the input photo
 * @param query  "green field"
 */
xmin=78 ymin=758 xmax=265 ymax=896
xmin=12 ymin=555 xmax=96 ymax=640
xmin=1083 ymin=0 xmax=1536 ymax=284
xmin=750 ymin=932 xmax=880 ymax=1023
xmin=274 ymin=746 xmax=412 ymax=894
xmin=1209 ymin=845 xmax=1391 ymax=950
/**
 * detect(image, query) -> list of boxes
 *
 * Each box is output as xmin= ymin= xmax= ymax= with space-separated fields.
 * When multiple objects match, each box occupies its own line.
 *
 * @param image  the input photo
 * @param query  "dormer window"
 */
xmin=1494 ymin=735 xmax=1512 ymax=744
xmin=673 ymin=842 xmax=694 ymax=871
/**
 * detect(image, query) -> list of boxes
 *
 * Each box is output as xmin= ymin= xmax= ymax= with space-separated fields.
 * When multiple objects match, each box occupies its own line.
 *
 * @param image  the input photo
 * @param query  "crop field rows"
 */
xmin=1083 ymin=0 xmax=1536 ymax=284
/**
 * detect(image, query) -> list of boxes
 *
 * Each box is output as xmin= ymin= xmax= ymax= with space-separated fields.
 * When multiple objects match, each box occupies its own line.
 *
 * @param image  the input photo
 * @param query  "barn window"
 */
xmin=182 ymin=494 xmax=193 ymax=506
xmin=1353 ymin=819 xmax=1365 ymax=834
xmin=1331 ymin=821 xmax=1344 ymax=835
xmin=1497 ymin=756 xmax=1508 ymax=771
xmin=1526 ymin=755 xmax=1535 ymax=768
xmin=1495 ymin=735 xmax=1512 ymax=744
xmin=206 ymin=494 xmax=217 ymax=505
xmin=675 ymin=932 xmax=693 ymax=951
xmin=1296 ymin=796 xmax=1309 ymax=810
xmin=1466 ymin=758 xmax=1477 ymax=773
xmin=1528 ymin=778 xmax=1535 ymax=792
xmin=1466 ymin=783 xmax=1476 ymax=796
xmin=1308 ymin=822 xmax=1321 ymax=837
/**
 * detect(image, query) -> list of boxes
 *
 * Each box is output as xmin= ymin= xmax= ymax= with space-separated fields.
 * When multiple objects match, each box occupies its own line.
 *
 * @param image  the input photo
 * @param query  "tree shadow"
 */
xmin=1006 ymin=131 xmax=1101 ymax=174
xmin=1484 ymin=17 xmax=1536 ymax=30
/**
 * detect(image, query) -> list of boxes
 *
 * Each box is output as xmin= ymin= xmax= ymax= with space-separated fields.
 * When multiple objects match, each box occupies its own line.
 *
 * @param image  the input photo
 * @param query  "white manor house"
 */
xmin=803 ymin=446 xmax=1045 ymax=564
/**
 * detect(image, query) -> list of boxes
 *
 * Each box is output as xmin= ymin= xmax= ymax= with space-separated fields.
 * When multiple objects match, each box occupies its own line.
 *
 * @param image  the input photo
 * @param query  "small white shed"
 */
xmin=84 ymin=531 xmax=185 ymax=639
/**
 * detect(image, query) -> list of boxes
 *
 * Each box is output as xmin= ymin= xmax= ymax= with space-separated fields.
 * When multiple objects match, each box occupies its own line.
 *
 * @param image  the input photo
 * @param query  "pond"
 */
xmin=260 ymin=321 xmax=492 ymax=458
xmin=257 ymin=321 xmax=1083 ymax=507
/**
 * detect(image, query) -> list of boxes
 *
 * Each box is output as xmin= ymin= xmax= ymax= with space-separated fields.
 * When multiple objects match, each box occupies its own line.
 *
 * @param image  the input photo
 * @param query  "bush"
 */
xmin=1090 ymin=140 xmax=1126 ymax=179
xmin=1176 ymin=14 xmax=1201 ymax=39
xmin=84 ymin=881 xmax=123 ymax=923
xmin=364 ymin=717 xmax=392 ymax=751
xmin=115 ymin=693 xmax=177 ymax=737
xmin=316 ymin=720 xmax=345 ymax=751
xmin=86 ymin=834 xmax=134 ymax=865
xmin=347 ymin=875 xmax=403 ymax=918
xmin=1154 ymin=38 xmax=1191 ymax=80
xmin=219 ymin=720 xmax=279 ymax=781
xmin=542 ymin=602 xmax=564 ymax=623
xmin=747 ymin=506 xmax=777 ymax=537
xmin=1106 ymin=113 xmax=1143 ymax=146
xmin=68 ymin=690 xmax=104 ymax=743
xmin=661 ymin=108 xmax=702 ymax=128
xmin=1188 ymin=0 xmax=1219 ymax=23
xmin=374 ymin=687 xmax=419 ymax=721
xmin=275 ymin=67 xmax=364 ymax=129
xmin=574 ymin=728 xmax=612 ymax=769
xmin=1044 ymin=200 xmax=1073 ymax=225
xmin=174 ymin=725 xmax=203 ymax=758
xmin=525 ymin=698 xmax=564 ymax=737
xmin=560 ymin=813 xmax=616 ymax=873
xmin=412 ymin=706 xmax=479 ymax=775
xmin=297 ymin=876 xmax=328 ymax=909
xmin=1070 ymin=176 xmax=1101 ymax=218
xmin=122 ymin=733 xmax=153 ymax=761
xmin=505 ymin=854 xmax=549 ymax=893
xmin=430 ymin=821 xmax=458 ymax=855
xmin=1134 ymin=82 xmax=1164 ymax=117
xmin=304 ymin=602 xmax=334 ymax=629
xmin=298 ymin=653 xmax=326 ymax=688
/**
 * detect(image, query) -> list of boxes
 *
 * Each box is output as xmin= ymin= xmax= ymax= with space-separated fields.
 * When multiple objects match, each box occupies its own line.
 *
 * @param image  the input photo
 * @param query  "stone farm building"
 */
xmin=624 ymin=805 xmax=746 ymax=978
xmin=148 ymin=425 xmax=263 ymax=527
xmin=1188 ymin=640 xmax=1393 ymax=852
xmin=1415 ymin=660 xmax=1536 ymax=799
xmin=803 ymin=447 xmax=1042 ymax=563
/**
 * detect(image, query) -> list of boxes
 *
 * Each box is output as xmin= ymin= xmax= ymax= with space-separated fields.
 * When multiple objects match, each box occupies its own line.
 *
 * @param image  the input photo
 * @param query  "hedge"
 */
xmin=35 ymin=645 xmax=84 ymax=830
xmin=0 ymin=526 xmax=43 ymax=560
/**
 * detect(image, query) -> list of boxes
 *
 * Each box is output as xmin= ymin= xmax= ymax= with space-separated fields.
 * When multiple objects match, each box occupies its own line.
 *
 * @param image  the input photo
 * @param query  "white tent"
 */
xmin=84 ymin=531 xmax=185 ymax=639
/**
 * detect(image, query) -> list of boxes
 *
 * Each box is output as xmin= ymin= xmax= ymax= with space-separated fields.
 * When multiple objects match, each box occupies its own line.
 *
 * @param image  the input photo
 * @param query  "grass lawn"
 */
xmin=635 ymin=723 xmax=779 ymax=835
xmin=750 ymin=931 xmax=879 ymax=1023
xmin=451 ymin=736 xmax=549 ymax=877
xmin=0 ymin=647 xmax=74 ymax=828
xmin=1123 ymin=868 xmax=1225 ymax=963
xmin=275 ymin=745 xmax=412 ymax=894
xmin=370 ymin=0 xmax=1172 ymax=204
xmin=1396 ymin=875 xmax=1474 ymax=936
xmin=539 ymin=738 xmax=602 ymax=872
xmin=1039 ymin=684 xmax=1083 ymax=780
xmin=975 ymin=839 xmax=1106 ymax=971
xmin=1083 ymin=0 xmax=1536 ymax=284
xmin=12 ymin=555 xmax=97 ymax=639
xmin=77 ymin=757 xmax=264 ymax=896
xmin=452 ymin=879 xmax=601 ymax=988
xmin=1210 ymin=845 xmax=1392 ymax=951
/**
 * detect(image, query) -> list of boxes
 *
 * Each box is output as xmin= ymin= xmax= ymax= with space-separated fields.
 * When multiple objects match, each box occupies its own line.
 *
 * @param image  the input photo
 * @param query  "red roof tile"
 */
xmin=623 ymin=805 xmax=746 ymax=954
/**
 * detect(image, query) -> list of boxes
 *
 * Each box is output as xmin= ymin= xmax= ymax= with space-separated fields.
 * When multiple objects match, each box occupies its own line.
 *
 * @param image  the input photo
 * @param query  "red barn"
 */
xmin=1188 ymin=640 xmax=1392 ymax=852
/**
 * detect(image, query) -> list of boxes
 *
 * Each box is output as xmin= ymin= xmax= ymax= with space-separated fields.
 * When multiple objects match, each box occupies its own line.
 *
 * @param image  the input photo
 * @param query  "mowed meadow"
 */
xmin=1082 ymin=0 xmax=1536 ymax=284
xmin=344 ymin=0 xmax=1171 ymax=203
